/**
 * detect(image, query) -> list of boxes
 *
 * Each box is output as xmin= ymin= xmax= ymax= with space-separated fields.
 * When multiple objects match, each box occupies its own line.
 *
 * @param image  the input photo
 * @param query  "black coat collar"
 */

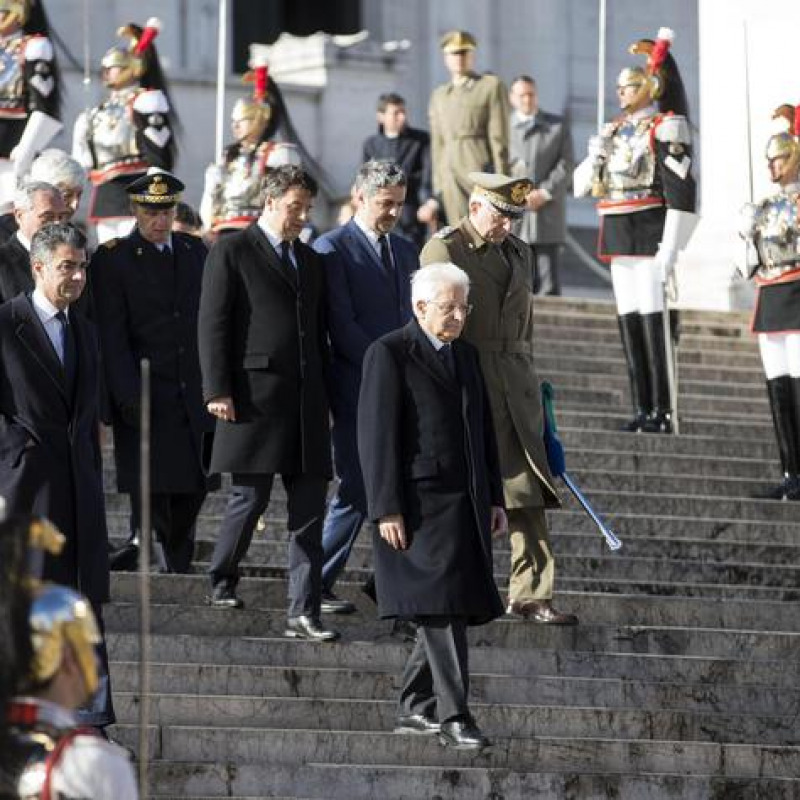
xmin=403 ymin=318 xmax=460 ymax=392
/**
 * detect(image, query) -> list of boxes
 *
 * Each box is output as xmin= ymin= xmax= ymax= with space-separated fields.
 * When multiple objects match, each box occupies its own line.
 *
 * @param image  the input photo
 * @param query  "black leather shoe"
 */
xmin=285 ymin=615 xmax=339 ymax=642
xmin=640 ymin=411 xmax=673 ymax=434
xmin=620 ymin=411 xmax=649 ymax=433
xmin=394 ymin=713 xmax=440 ymax=735
xmin=206 ymin=584 xmax=244 ymax=609
xmin=507 ymin=599 xmax=578 ymax=625
xmin=320 ymin=591 xmax=356 ymax=615
xmin=109 ymin=543 xmax=139 ymax=572
xmin=438 ymin=718 xmax=490 ymax=750
xmin=754 ymin=475 xmax=800 ymax=501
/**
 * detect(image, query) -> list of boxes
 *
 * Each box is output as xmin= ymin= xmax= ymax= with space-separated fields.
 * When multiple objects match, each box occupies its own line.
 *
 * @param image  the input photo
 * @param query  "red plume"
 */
xmin=649 ymin=27 xmax=674 ymax=74
xmin=794 ymin=105 xmax=800 ymax=137
xmin=254 ymin=65 xmax=269 ymax=104
xmin=134 ymin=17 xmax=162 ymax=56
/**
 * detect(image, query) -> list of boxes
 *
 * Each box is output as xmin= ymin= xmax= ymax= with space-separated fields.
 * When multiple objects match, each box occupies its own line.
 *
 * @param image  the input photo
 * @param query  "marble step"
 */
xmin=110 ymin=661 xmax=797 ymax=717
xmin=107 ymin=634 xmax=800 ymax=689
xmin=111 ymin=725 xmax=800 ymax=780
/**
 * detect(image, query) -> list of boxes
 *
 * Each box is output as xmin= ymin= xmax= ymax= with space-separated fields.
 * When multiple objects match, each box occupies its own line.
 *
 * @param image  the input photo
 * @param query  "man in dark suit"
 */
xmin=358 ymin=262 xmax=506 ymax=750
xmin=0 ymin=181 xmax=67 ymax=304
xmin=0 ymin=222 xmax=114 ymax=727
xmin=362 ymin=94 xmax=437 ymax=248
xmin=313 ymin=159 xmax=417 ymax=614
xmin=199 ymin=165 xmax=337 ymax=642
xmin=91 ymin=171 xmax=218 ymax=574
xmin=509 ymin=75 xmax=574 ymax=295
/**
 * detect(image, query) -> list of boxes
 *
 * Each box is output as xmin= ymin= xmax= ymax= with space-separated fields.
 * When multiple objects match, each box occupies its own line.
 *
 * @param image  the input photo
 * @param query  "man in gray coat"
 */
xmin=508 ymin=76 xmax=574 ymax=295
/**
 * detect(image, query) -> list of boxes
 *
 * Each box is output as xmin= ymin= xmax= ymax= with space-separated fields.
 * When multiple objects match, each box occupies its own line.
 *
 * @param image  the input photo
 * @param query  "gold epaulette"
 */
xmin=100 ymin=238 xmax=119 ymax=249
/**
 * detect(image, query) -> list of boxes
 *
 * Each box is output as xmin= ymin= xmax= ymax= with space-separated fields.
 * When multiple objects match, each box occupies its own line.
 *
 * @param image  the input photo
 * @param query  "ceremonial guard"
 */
xmin=421 ymin=173 xmax=577 ymax=625
xmin=0 ymin=515 xmax=137 ymax=799
xmin=739 ymin=105 xmax=800 ymax=501
xmin=72 ymin=18 xmax=176 ymax=243
xmin=91 ymin=171 xmax=218 ymax=573
xmin=0 ymin=0 xmax=62 ymax=204
xmin=428 ymin=31 xmax=510 ymax=226
xmin=574 ymin=27 xmax=698 ymax=433
xmin=200 ymin=44 xmax=300 ymax=235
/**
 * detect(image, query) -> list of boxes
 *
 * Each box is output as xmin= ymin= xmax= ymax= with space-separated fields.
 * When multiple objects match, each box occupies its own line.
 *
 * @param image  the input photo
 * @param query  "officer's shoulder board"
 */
xmin=99 ymin=237 xmax=119 ymax=250
xmin=433 ymin=225 xmax=456 ymax=240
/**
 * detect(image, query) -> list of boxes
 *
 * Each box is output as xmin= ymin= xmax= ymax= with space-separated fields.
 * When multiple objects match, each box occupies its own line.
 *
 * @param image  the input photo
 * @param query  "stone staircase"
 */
xmin=104 ymin=296 xmax=800 ymax=799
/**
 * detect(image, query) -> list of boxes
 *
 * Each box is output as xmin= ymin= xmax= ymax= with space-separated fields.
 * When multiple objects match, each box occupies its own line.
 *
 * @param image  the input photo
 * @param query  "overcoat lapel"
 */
xmin=247 ymin=224 xmax=298 ymax=291
xmin=404 ymin=320 xmax=459 ymax=393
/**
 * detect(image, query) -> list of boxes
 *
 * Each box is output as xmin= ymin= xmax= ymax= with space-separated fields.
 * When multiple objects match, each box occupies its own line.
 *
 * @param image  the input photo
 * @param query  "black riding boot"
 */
xmin=640 ymin=311 xmax=673 ymax=434
xmin=617 ymin=313 xmax=652 ymax=431
xmin=760 ymin=376 xmax=800 ymax=500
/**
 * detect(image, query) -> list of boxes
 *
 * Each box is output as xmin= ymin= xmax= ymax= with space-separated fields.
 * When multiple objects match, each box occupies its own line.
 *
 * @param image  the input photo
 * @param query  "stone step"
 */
xmin=107 ymin=634 xmax=800 ymax=689
xmin=144 ymin=761 xmax=800 ymax=800
xmin=110 ymin=661 xmax=796 ymax=717
xmin=111 ymin=725 xmax=800 ymax=780
xmin=110 ymin=692 xmax=800 ymax=746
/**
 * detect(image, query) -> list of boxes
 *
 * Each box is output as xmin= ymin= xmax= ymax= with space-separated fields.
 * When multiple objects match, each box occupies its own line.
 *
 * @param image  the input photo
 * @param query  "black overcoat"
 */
xmin=90 ymin=229 xmax=218 ymax=494
xmin=198 ymin=224 xmax=332 ymax=478
xmin=358 ymin=319 xmax=505 ymax=624
xmin=0 ymin=294 xmax=109 ymax=604
xmin=0 ymin=236 xmax=31 ymax=305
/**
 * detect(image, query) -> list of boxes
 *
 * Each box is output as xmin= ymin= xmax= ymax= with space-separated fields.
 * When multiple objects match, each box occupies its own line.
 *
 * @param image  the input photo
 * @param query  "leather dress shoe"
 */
xmin=640 ymin=411 xmax=673 ymax=434
xmin=109 ymin=542 xmax=139 ymax=572
xmin=754 ymin=475 xmax=800 ymax=501
xmin=620 ymin=411 xmax=649 ymax=433
xmin=507 ymin=599 xmax=578 ymax=625
xmin=285 ymin=615 xmax=339 ymax=642
xmin=206 ymin=584 xmax=244 ymax=609
xmin=438 ymin=718 xmax=490 ymax=750
xmin=394 ymin=713 xmax=440 ymax=735
xmin=320 ymin=591 xmax=356 ymax=615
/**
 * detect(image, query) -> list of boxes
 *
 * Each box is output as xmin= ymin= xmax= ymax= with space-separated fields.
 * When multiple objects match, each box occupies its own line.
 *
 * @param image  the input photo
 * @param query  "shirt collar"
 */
xmin=419 ymin=323 xmax=448 ymax=352
xmin=16 ymin=230 xmax=30 ymax=251
xmin=513 ymin=111 xmax=536 ymax=127
xmin=353 ymin=214 xmax=382 ymax=249
xmin=258 ymin=218 xmax=290 ymax=252
xmin=32 ymin=287 xmax=65 ymax=322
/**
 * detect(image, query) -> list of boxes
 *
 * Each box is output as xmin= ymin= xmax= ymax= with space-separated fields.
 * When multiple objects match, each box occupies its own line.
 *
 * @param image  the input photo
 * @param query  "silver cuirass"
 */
xmin=754 ymin=188 xmax=800 ymax=280
xmin=213 ymin=148 xmax=267 ymax=226
xmin=603 ymin=117 xmax=658 ymax=201
xmin=0 ymin=32 xmax=25 ymax=115
xmin=87 ymin=88 xmax=139 ymax=167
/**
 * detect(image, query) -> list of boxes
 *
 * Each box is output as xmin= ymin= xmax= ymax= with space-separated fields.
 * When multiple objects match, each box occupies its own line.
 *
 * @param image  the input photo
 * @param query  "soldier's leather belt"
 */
xmin=478 ymin=340 xmax=534 ymax=355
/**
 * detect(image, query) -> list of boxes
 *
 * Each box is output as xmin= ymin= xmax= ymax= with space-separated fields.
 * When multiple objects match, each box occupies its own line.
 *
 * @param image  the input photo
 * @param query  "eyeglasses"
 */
xmin=426 ymin=301 xmax=473 ymax=316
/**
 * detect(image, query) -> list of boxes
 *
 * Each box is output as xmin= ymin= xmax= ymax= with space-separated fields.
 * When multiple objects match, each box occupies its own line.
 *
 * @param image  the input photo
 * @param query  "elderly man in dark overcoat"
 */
xmin=0 ymin=222 xmax=114 ymax=726
xmin=199 ymin=164 xmax=337 ymax=642
xmin=91 ymin=170 xmax=218 ymax=573
xmin=358 ymin=262 xmax=506 ymax=750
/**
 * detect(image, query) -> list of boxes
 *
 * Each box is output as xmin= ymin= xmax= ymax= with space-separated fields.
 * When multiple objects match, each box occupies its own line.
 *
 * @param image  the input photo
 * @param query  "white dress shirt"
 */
xmin=31 ymin=288 xmax=68 ymax=362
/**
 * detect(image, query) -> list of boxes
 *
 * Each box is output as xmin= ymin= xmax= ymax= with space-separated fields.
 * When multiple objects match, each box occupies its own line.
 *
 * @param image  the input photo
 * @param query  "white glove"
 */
xmin=587 ymin=134 xmax=611 ymax=161
xmin=738 ymin=202 xmax=759 ymax=240
xmin=656 ymin=246 xmax=678 ymax=284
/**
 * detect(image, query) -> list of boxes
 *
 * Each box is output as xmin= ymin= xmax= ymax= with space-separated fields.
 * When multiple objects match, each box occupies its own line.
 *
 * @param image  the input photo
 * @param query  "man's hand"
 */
xmin=379 ymin=514 xmax=407 ymax=550
xmin=490 ymin=506 xmax=508 ymax=537
xmin=207 ymin=396 xmax=236 ymax=422
xmin=525 ymin=189 xmax=548 ymax=212
xmin=417 ymin=199 xmax=439 ymax=225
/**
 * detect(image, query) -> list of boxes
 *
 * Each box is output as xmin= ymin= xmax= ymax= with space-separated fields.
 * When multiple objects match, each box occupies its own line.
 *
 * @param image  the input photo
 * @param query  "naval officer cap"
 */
xmin=440 ymin=30 xmax=477 ymax=53
xmin=469 ymin=172 xmax=533 ymax=219
xmin=126 ymin=168 xmax=184 ymax=208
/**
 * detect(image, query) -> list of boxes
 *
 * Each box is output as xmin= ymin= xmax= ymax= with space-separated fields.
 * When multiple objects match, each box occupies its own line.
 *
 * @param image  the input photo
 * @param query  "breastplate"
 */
xmin=88 ymin=89 xmax=139 ymax=167
xmin=0 ymin=33 xmax=26 ymax=116
xmin=213 ymin=148 xmax=267 ymax=225
xmin=603 ymin=117 xmax=659 ymax=200
xmin=755 ymin=191 xmax=800 ymax=279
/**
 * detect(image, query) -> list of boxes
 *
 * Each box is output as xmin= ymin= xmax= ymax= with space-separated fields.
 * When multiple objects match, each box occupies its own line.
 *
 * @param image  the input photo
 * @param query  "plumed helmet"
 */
xmin=232 ymin=43 xmax=273 ymax=139
xmin=101 ymin=17 xmax=162 ymax=87
xmin=0 ymin=0 xmax=30 ymax=28
xmin=765 ymin=104 xmax=800 ymax=179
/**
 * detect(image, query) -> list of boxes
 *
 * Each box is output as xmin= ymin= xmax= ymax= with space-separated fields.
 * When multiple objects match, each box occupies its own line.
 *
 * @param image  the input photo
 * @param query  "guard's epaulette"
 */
xmin=100 ymin=238 xmax=119 ymax=249
xmin=433 ymin=225 xmax=456 ymax=239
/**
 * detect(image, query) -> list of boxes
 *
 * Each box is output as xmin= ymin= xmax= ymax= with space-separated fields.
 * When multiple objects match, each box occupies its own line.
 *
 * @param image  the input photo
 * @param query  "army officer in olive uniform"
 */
xmin=421 ymin=172 xmax=577 ymax=625
xmin=428 ymin=31 xmax=510 ymax=226
xmin=91 ymin=171 xmax=218 ymax=573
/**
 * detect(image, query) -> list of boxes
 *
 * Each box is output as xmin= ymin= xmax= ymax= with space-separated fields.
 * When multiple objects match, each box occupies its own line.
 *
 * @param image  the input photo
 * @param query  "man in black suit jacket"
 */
xmin=358 ymin=262 xmax=506 ymax=750
xmin=0 ymin=181 xmax=67 ymax=304
xmin=91 ymin=171 xmax=218 ymax=574
xmin=314 ymin=160 xmax=418 ymax=614
xmin=362 ymin=93 xmax=437 ymax=248
xmin=0 ymin=222 xmax=114 ymax=727
xmin=199 ymin=165 xmax=337 ymax=641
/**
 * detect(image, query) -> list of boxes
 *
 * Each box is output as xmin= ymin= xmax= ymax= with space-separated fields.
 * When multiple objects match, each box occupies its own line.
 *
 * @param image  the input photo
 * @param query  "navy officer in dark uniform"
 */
xmin=90 ymin=169 xmax=218 ymax=573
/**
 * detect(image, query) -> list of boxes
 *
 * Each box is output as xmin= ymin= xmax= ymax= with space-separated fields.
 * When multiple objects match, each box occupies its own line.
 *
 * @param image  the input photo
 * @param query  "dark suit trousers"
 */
xmin=531 ymin=243 xmax=562 ymax=296
xmin=399 ymin=616 xmax=470 ymax=724
xmin=129 ymin=489 xmax=207 ymax=573
xmin=322 ymin=415 xmax=366 ymax=591
xmin=210 ymin=473 xmax=328 ymax=617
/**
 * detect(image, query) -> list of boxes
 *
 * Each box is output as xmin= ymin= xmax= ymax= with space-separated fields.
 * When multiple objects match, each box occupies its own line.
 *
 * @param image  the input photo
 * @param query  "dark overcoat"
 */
xmin=358 ymin=319 xmax=505 ymax=624
xmin=0 ymin=236 xmax=31 ymax=305
xmin=90 ymin=228 xmax=218 ymax=493
xmin=198 ymin=223 xmax=332 ymax=478
xmin=0 ymin=294 xmax=109 ymax=604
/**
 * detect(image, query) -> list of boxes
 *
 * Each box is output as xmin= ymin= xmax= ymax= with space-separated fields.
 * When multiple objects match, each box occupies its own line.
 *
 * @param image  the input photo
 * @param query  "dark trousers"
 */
xmin=531 ymin=243 xmax=562 ymax=296
xmin=322 ymin=416 xmax=366 ymax=591
xmin=209 ymin=472 xmax=328 ymax=617
xmin=75 ymin=602 xmax=115 ymax=728
xmin=399 ymin=616 xmax=470 ymax=724
xmin=130 ymin=489 xmax=207 ymax=573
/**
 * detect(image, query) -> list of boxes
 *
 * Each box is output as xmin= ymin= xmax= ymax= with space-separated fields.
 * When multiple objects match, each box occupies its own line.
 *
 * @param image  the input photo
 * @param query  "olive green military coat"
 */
xmin=429 ymin=73 xmax=510 ymax=225
xmin=421 ymin=218 xmax=559 ymax=510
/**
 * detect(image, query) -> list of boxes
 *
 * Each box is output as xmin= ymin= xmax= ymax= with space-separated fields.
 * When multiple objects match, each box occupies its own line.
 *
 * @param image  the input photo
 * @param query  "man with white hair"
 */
xmin=0 ymin=180 xmax=67 ymax=304
xmin=421 ymin=172 xmax=578 ymax=626
xmin=358 ymin=262 xmax=506 ymax=750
